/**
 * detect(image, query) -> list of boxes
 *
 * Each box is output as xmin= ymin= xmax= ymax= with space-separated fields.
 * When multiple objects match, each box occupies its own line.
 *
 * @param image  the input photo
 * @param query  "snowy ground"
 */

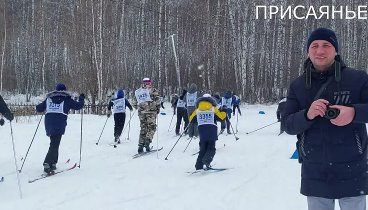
xmin=0 ymin=104 xmax=321 ymax=210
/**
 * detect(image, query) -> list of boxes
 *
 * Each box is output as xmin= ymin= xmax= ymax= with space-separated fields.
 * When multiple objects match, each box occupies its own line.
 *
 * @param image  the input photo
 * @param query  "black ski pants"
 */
xmin=44 ymin=135 xmax=62 ymax=165
xmin=175 ymin=107 xmax=189 ymax=134
xmin=114 ymin=112 xmax=126 ymax=137
xmin=232 ymin=105 xmax=241 ymax=115
xmin=195 ymin=141 xmax=216 ymax=170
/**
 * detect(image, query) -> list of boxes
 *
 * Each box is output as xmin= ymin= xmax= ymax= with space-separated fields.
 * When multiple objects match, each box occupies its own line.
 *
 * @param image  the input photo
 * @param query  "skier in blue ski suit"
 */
xmin=36 ymin=83 xmax=84 ymax=173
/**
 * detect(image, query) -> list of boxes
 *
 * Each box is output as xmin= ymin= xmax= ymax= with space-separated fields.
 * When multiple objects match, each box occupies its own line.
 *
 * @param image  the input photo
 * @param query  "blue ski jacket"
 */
xmin=36 ymin=91 xmax=84 ymax=136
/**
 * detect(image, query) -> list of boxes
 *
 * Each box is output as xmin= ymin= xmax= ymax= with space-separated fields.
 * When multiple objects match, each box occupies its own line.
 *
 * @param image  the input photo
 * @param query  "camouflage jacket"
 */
xmin=131 ymin=86 xmax=160 ymax=114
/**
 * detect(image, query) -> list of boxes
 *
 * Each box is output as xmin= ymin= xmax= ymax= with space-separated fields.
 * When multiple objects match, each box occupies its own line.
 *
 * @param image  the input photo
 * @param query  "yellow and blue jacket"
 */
xmin=189 ymin=96 xmax=226 ymax=141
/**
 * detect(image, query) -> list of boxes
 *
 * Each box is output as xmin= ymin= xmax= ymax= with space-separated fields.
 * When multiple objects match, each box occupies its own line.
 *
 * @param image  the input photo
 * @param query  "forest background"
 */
xmin=0 ymin=0 xmax=367 ymax=105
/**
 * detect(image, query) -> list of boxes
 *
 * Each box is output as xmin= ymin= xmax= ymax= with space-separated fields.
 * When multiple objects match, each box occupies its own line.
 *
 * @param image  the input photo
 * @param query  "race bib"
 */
xmin=113 ymin=98 xmax=126 ymax=113
xmin=221 ymin=97 xmax=232 ymax=108
xmin=46 ymin=98 xmax=66 ymax=115
xmin=197 ymin=109 xmax=215 ymax=126
xmin=186 ymin=92 xmax=197 ymax=107
xmin=135 ymin=88 xmax=152 ymax=104
xmin=176 ymin=99 xmax=186 ymax=108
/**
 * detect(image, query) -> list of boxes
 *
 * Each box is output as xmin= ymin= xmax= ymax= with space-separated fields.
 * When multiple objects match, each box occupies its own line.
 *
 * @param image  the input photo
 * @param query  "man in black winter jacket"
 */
xmin=0 ymin=95 xmax=14 ymax=125
xmin=282 ymin=28 xmax=368 ymax=210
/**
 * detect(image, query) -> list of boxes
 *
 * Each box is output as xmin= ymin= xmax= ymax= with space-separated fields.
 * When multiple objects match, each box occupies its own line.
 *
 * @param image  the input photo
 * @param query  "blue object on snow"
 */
xmin=258 ymin=111 xmax=265 ymax=114
xmin=160 ymin=112 xmax=167 ymax=115
xmin=290 ymin=149 xmax=299 ymax=159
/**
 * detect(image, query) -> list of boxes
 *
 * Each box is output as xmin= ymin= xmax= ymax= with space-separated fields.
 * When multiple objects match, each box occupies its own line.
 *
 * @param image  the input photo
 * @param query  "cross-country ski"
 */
xmin=28 ymin=163 xmax=77 ymax=183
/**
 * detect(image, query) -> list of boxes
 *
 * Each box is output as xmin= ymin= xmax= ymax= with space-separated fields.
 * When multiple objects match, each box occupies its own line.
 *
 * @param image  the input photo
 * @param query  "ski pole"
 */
xmin=78 ymin=109 xmax=83 ymax=168
xmin=127 ymin=110 xmax=132 ymax=141
xmin=168 ymin=113 xmax=175 ymax=132
xmin=245 ymin=121 xmax=279 ymax=135
xmin=165 ymin=125 xmax=190 ymax=160
xmin=228 ymin=116 xmax=239 ymax=141
xmin=19 ymin=114 xmax=43 ymax=172
xmin=9 ymin=122 xmax=23 ymax=199
xmin=120 ymin=109 xmax=136 ymax=138
xmin=183 ymin=137 xmax=194 ymax=152
xmin=156 ymin=115 xmax=159 ymax=158
xmin=96 ymin=116 xmax=109 ymax=145
xmin=236 ymin=111 xmax=239 ymax=133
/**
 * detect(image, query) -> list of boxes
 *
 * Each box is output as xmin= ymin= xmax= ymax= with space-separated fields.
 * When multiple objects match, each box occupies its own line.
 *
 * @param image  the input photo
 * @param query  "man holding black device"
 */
xmin=282 ymin=28 xmax=368 ymax=210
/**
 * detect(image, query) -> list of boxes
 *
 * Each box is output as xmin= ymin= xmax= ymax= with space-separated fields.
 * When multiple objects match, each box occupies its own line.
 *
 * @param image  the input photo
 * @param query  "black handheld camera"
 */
xmin=324 ymin=106 xmax=340 ymax=119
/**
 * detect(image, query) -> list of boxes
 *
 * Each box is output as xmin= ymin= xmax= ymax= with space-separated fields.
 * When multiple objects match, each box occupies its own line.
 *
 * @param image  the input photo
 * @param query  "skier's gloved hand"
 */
xmin=0 ymin=118 xmax=4 ymax=126
xmin=107 ymin=111 xmax=111 ymax=118
xmin=79 ymin=93 xmax=85 ymax=101
xmin=219 ymin=106 xmax=226 ymax=112
xmin=157 ymin=109 xmax=160 ymax=114
xmin=6 ymin=112 xmax=14 ymax=121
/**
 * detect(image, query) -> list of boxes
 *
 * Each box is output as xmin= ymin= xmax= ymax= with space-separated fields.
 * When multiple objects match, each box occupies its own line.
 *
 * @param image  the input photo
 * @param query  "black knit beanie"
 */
xmin=307 ymin=28 xmax=338 ymax=52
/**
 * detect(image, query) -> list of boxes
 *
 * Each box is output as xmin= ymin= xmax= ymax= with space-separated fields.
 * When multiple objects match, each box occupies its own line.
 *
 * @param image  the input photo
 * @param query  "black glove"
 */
xmin=180 ymin=89 xmax=187 ymax=100
xmin=5 ymin=112 xmax=14 ymax=121
xmin=79 ymin=93 xmax=85 ymax=101
xmin=219 ymin=106 xmax=226 ymax=112
xmin=182 ymin=89 xmax=187 ymax=95
xmin=157 ymin=109 xmax=160 ymax=114
xmin=0 ymin=118 xmax=4 ymax=126
xmin=107 ymin=111 xmax=111 ymax=118
xmin=277 ymin=111 xmax=281 ymax=122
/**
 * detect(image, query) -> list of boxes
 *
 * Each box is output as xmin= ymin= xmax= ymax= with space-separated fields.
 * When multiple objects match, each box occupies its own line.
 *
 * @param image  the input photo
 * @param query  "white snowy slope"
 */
xmin=0 ymin=104 xmax=311 ymax=210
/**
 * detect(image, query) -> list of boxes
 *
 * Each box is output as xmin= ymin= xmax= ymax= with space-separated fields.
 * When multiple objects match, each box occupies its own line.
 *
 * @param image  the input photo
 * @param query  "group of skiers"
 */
xmin=0 ymin=78 xmax=247 ymax=174
xmin=170 ymin=86 xmax=242 ymax=136
xmin=0 ymin=78 xmax=284 ymax=175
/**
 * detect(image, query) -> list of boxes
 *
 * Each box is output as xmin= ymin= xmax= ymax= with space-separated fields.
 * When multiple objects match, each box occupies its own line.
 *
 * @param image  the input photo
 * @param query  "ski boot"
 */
xmin=203 ymin=162 xmax=212 ymax=171
xmin=50 ymin=163 xmax=57 ymax=171
xmin=43 ymin=163 xmax=54 ymax=175
xmin=138 ymin=145 xmax=144 ymax=154
xmin=227 ymin=129 xmax=231 ymax=134
xmin=145 ymin=143 xmax=151 ymax=152
xmin=114 ymin=136 xmax=121 ymax=144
